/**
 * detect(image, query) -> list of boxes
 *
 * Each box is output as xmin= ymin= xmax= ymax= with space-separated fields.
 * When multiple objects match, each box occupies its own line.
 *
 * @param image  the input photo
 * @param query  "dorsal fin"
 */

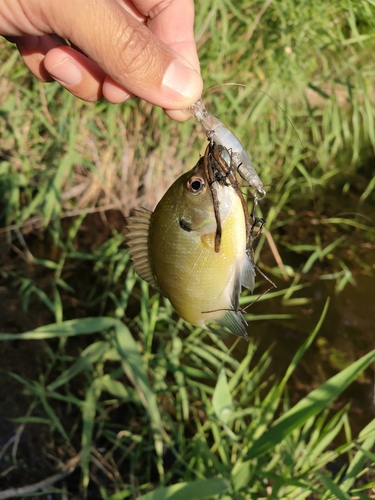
xmin=127 ymin=208 xmax=159 ymax=289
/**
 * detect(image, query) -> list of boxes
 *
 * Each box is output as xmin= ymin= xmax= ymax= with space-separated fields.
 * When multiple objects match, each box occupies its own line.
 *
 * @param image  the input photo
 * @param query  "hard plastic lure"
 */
xmin=189 ymin=99 xmax=266 ymax=198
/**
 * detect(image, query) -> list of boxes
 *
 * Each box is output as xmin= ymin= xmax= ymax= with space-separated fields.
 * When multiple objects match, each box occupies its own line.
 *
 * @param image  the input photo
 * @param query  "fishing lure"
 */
xmin=189 ymin=99 xmax=266 ymax=198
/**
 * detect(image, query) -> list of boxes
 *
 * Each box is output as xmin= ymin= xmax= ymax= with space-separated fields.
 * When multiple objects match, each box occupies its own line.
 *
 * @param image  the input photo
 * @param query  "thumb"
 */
xmin=41 ymin=0 xmax=203 ymax=110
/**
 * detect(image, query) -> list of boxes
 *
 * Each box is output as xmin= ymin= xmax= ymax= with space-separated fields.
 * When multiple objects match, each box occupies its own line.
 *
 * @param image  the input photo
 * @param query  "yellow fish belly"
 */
xmin=149 ymin=184 xmax=251 ymax=334
xmin=127 ymin=142 xmax=255 ymax=338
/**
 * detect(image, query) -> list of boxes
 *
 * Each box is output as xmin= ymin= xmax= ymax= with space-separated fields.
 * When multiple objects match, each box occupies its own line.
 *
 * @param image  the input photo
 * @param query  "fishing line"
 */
xmin=202 ymin=82 xmax=316 ymax=208
xmin=241 ymin=266 xmax=277 ymax=313
xmin=202 ymin=82 xmax=304 ymax=150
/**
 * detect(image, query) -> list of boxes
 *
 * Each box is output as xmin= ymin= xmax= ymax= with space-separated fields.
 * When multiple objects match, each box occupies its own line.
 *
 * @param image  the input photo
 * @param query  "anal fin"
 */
xmin=207 ymin=310 xmax=248 ymax=339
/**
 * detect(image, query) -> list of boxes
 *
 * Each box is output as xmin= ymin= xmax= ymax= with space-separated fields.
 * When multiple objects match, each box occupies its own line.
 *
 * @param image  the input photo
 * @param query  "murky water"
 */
xmin=237 ymin=272 xmax=375 ymax=429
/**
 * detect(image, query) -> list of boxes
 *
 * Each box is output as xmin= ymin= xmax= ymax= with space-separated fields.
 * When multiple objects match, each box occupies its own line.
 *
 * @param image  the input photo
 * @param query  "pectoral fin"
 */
xmin=212 ymin=252 xmax=255 ymax=338
xmin=240 ymin=249 xmax=256 ymax=293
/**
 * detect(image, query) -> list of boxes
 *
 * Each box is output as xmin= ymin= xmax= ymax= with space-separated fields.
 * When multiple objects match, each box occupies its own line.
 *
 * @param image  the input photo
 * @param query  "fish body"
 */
xmin=127 ymin=143 xmax=255 ymax=337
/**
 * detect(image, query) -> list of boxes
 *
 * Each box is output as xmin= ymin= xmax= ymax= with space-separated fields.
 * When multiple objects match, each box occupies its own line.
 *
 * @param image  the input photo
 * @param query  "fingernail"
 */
xmin=162 ymin=60 xmax=202 ymax=101
xmin=102 ymin=77 xmax=133 ymax=104
xmin=48 ymin=58 xmax=82 ymax=86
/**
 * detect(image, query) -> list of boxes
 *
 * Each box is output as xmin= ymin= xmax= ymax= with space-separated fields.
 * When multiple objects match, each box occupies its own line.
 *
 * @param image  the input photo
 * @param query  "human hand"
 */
xmin=1 ymin=0 xmax=203 ymax=121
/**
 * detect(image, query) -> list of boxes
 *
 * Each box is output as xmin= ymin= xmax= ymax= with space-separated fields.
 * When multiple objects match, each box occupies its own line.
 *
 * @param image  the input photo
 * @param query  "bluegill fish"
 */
xmin=127 ymin=142 xmax=255 ymax=338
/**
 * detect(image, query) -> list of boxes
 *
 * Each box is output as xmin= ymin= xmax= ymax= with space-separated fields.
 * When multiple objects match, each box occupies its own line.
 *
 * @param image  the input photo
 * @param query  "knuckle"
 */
xmin=117 ymin=23 xmax=161 ymax=79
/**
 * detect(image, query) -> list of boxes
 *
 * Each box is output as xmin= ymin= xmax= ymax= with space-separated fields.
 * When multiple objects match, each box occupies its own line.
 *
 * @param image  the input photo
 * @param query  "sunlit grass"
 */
xmin=1 ymin=0 xmax=375 ymax=496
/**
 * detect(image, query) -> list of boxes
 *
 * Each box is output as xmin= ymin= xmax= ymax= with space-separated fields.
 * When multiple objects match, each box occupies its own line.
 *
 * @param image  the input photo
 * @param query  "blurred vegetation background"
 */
xmin=0 ymin=0 xmax=375 ymax=498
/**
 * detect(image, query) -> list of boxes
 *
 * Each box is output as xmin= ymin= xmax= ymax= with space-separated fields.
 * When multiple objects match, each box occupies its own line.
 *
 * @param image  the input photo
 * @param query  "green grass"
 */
xmin=1 ymin=0 xmax=375 ymax=497
xmin=0 ymin=299 xmax=374 ymax=498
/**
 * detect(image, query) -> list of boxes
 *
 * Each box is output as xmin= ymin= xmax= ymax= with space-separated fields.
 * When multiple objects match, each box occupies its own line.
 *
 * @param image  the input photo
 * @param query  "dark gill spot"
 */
xmin=179 ymin=218 xmax=192 ymax=232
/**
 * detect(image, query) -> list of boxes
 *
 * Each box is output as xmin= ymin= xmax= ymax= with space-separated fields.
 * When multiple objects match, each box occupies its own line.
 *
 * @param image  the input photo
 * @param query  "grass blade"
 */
xmin=81 ymin=382 xmax=101 ymax=490
xmin=246 ymin=349 xmax=375 ymax=459
xmin=0 ymin=317 xmax=118 ymax=341
xmin=340 ymin=417 xmax=375 ymax=491
xmin=47 ymin=341 xmax=110 ymax=391
xmin=137 ymin=477 xmax=229 ymax=500
xmin=114 ymin=321 xmax=164 ymax=479
xmin=212 ymin=368 xmax=233 ymax=424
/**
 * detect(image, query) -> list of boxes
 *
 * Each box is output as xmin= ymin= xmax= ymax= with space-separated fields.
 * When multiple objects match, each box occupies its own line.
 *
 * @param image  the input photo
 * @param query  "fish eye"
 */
xmin=187 ymin=176 xmax=205 ymax=194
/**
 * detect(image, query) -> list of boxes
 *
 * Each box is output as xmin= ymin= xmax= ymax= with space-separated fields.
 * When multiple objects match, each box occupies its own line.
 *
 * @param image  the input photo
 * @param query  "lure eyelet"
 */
xmin=187 ymin=176 xmax=205 ymax=194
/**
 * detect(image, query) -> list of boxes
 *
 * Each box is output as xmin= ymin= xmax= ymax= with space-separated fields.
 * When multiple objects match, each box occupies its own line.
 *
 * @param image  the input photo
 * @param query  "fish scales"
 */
xmin=127 ymin=142 xmax=256 ymax=338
